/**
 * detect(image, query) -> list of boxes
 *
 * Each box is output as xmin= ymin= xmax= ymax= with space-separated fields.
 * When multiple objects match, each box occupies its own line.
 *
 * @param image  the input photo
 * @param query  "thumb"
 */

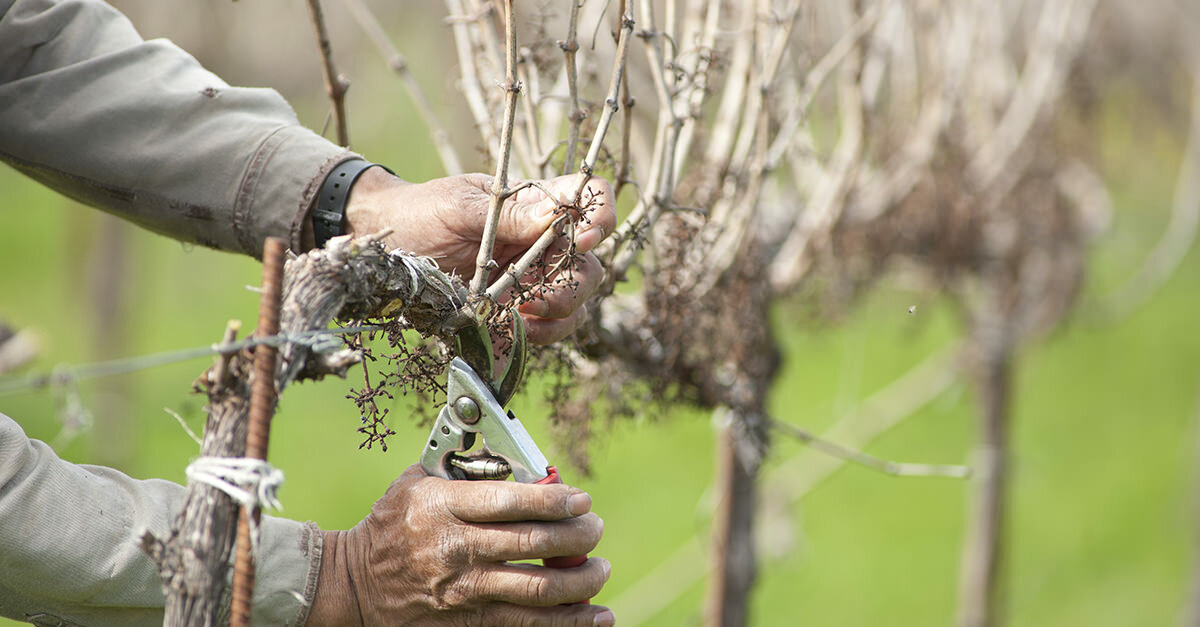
xmin=496 ymin=177 xmax=578 ymax=246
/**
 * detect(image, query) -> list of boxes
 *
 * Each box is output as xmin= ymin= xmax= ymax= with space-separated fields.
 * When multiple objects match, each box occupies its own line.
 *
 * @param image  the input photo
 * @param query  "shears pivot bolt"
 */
xmin=454 ymin=396 xmax=481 ymax=425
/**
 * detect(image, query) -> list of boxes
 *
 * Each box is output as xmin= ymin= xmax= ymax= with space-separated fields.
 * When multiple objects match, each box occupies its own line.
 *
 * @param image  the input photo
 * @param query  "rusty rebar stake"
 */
xmin=231 ymin=237 xmax=286 ymax=627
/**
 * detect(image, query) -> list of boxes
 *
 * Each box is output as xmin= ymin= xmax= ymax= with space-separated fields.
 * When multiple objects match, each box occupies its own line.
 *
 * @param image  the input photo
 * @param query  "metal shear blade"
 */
xmin=420 ymin=356 xmax=549 ymax=483
xmin=454 ymin=312 xmax=527 ymax=407
xmin=423 ymin=312 xmax=545 ymax=482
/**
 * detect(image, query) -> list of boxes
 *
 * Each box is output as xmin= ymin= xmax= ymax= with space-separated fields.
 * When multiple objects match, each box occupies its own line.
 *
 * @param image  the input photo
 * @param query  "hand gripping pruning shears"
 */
xmin=420 ymin=313 xmax=588 ymax=571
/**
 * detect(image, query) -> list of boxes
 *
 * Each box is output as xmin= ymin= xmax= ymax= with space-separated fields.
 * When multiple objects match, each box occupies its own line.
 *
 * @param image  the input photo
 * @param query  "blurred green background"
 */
xmin=2 ymin=2 xmax=1198 ymax=626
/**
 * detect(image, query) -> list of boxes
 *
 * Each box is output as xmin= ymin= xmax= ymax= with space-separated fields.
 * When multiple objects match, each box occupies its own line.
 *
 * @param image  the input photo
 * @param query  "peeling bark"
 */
xmin=142 ymin=235 xmax=468 ymax=625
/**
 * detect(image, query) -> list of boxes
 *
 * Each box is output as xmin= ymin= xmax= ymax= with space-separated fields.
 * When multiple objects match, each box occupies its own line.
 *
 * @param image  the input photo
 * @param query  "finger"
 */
xmin=441 ymin=477 xmax=593 ymax=522
xmin=569 ymin=177 xmax=616 ymax=253
xmin=476 ymin=558 xmax=612 ymax=607
xmin=522 ymin=305 xmax=589 ymax=345
xmin=500 ymin=176 xmax=616 ymax=251
xmin=517 ymin=252 xmax=603 ymax=319
xmin=499 ymin=180 xmax=567 ymax=245
xmin=485 ymin=603 xmax=616 ymax=627
xmin=471 ymin=513 xmax=604 ymax=562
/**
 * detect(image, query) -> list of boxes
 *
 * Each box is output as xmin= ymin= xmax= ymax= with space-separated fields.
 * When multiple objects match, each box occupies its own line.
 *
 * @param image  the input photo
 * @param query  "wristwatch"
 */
xmin=312 ymin=158 xmax=395 ymax=248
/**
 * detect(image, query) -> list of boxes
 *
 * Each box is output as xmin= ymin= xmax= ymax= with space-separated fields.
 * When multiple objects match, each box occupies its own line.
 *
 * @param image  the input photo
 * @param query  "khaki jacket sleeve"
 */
xmin=0 ymin=413 xmax=323 ymax=626
xmin=0 ymin=0 xmax=355 ymax=256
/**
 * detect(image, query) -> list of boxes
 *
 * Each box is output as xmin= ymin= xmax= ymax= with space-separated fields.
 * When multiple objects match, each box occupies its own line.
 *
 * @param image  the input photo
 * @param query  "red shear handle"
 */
xmin=534 ymin=466 xmax=591 ymax=602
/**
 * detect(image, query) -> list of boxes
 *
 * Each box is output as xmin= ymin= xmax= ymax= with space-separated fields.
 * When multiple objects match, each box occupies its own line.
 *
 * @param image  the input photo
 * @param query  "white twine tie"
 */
xmin=185 ymin=456 xmax=285 ymax=552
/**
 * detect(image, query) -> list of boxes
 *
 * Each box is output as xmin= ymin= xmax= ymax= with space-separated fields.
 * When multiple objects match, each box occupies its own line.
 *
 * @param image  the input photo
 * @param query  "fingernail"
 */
xmin=568 ymin=492 xmax=592 ymax=516
xmin=593 ymin=222 xmax=609 ymax=240
xmin=593 ymin=609 xmax=616 ymax=627
xmin=574 ymin=228 xmax=601 ymax=254
xmin=600 ymin=558 xmax=612 ymax=579
xmin=519 ymin=298 xmax=550 ymax=317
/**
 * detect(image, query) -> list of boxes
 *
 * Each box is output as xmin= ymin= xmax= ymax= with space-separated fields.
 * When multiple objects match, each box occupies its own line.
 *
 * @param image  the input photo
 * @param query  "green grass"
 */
xmin=1 ymin=98 xmax=1198 ymax=627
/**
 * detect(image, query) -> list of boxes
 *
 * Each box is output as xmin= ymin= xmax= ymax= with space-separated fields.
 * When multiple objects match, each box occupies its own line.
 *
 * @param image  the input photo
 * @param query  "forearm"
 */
xmin=0 ymin=0 xmax=352 ymax=257
xmin=0 ymin=413 xmax=321 ymax=625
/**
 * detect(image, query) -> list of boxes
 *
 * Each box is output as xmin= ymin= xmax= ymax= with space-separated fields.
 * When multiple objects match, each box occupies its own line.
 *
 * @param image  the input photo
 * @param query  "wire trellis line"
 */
xmin=0 ymin=325 xmax=382 ymax=397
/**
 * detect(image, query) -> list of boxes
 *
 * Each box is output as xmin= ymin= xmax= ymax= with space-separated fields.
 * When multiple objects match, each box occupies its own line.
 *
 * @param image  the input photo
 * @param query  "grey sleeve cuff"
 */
xmin=231 ymin=125 xmax=359 ymax=258
xmin=253 ymin=518 xmax=324 ymax=626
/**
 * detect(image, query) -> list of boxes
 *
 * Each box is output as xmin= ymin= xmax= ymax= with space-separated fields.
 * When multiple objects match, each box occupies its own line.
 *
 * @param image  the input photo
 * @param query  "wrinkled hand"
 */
xmin=308 ymin=465 xmax=614 ymax=626
xmin=343 ymin=170 xmax=616 ymax=345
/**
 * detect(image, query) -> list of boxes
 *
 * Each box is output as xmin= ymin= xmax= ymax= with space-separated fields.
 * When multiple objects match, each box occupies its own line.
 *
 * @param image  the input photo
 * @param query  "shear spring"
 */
xmin=449 ymin=454 xmax=512 ymax=480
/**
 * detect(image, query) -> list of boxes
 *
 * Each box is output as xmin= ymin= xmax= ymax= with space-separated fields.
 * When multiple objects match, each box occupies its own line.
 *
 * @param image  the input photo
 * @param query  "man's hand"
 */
xmin=343 ymin=170 xmax=616 ymax=345
xmin=308 ymin=465 xmax=613 ymax=626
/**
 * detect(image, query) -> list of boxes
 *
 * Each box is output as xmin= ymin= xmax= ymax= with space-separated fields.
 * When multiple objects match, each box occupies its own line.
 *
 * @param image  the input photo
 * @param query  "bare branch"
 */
xmin=966 ymin=0 xmax=1098 ymax=193
xmin=342 ymin=0 xmax=463 ymax=174
xmin=464 ymin=0 xmax=506 ymax=93
xmin=446 ymin=0 xmax=499 ymax=164
xmin=604 ymin=2 xmax=689 ymax=279
xmin=701 ymin=3 xmax=755 ymax=171
xmin=561 ymin=0 xmax=585 ymax=175
xmin=669 ymin=0 xmax=721 ymax=184
xmin=517 ymin=55 xmax=543 ymax=178
xmin=764 ymin=0 xmax=886 ymax=169
xmin=724 ymin=0 xmax=803 ymax=178
xmin=957 ymin=292 xmax=1014 ymax=627
xmin=609 ymin=346 xmax=961 ymax=624
xmin=163 ymin=407 xmax=202 ymax=448
xmin=1100 ymin=64 xmax=1200 ymax=320
xmin=470 ymin=0 xmax=522 ymax=297
xmin=580 ymin=9 xmax=636 ymax=175
xmin=770 ymin=419 xmax=970 ymax=478
xmin=769 ymin=36 xmax=867 ymax=291
xmin=486 ymin=3 xmax=636 ymax=302
xmin=637 ymin=0 xmax=684 ymax=206
xmin=486 ymin=214 xmax=570 ymax=303
xmin=615 ymin=11 xmax=637 ymax=202
xmin=838 ymin=0 xmax=952 ymax=226
xmin=306 ymin=0 xmax=351 ymax=147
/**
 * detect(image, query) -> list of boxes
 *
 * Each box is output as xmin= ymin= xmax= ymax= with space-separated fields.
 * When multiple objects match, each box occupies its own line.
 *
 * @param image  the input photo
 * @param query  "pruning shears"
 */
xmin=420 ymin=312 xmax=588 ymax=571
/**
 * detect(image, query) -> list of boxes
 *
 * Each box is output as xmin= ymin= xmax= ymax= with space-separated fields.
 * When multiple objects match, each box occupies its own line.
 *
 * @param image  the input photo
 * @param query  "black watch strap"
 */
xmin=312 ymin=158 xmax=395 ymax=248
